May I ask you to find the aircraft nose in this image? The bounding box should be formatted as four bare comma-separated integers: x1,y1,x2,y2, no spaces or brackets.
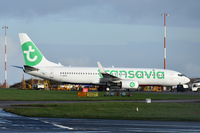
184,77,190,84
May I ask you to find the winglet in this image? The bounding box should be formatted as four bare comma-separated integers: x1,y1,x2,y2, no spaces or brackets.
97,61,106,73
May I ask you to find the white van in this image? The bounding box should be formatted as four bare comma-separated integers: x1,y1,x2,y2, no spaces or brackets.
191,82,200,92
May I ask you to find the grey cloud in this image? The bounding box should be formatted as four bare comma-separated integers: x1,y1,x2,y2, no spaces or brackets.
0,0,200,26
0,0,96,18
108,0,200,26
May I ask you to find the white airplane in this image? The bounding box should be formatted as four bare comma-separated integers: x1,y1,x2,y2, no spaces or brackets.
18,33,190,90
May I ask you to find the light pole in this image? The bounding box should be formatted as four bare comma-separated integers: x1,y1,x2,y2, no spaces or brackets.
161,13,169,91
162,13,169,70
2,26,8,88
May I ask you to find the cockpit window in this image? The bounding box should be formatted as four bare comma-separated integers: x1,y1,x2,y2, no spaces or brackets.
178,74,185,77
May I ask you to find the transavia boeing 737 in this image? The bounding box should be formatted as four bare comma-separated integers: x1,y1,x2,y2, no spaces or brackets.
18,33,190,90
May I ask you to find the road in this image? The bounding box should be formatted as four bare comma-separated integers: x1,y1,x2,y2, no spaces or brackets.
0,109,200,133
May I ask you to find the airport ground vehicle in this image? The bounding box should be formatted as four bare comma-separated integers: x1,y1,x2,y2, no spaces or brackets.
191,82,200,92
32,84,45,90
176,84,189,92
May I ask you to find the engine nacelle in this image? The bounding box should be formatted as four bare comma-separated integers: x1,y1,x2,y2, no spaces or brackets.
121,80,139,89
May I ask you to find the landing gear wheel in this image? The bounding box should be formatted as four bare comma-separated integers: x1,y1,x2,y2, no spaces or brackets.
106,87,110,91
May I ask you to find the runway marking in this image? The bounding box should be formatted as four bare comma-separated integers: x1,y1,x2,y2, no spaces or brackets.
52,123,74,130
40,120,74,130
42,120,50,124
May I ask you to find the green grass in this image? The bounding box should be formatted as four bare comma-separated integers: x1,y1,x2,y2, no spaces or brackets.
4,102,200,121
0,88,200,101
2,88,200,121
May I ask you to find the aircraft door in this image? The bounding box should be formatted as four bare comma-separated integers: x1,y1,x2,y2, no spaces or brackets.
49,71,54,79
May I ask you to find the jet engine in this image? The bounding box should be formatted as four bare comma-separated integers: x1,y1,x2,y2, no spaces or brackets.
121,80,139,89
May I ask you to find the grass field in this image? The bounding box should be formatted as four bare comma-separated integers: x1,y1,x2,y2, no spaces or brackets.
1,88,200,121
0,88,200,101
4,102,200,121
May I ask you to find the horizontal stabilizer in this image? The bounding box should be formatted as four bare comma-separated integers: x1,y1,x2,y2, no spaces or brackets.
24,65,39,71
12,65,24,69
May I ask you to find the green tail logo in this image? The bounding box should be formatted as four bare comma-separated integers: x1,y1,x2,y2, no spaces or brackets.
22,42,43,66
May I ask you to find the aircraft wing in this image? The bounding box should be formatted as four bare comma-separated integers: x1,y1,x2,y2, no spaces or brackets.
97,62,121,81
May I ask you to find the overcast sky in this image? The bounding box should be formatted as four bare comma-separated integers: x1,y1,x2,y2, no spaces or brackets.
0,0,200,84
